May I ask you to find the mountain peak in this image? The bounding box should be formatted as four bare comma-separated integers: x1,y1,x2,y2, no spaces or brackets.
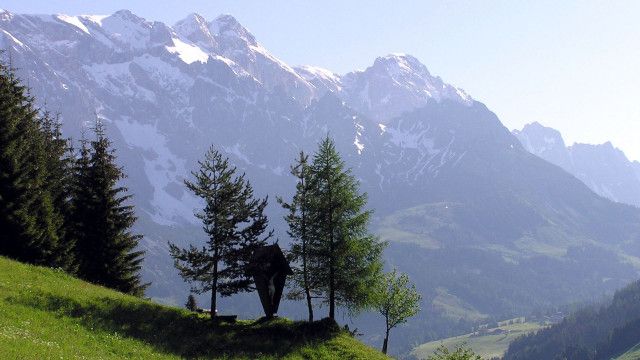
174,13,216,49
513,122,567,155
340,53,472,120
372,53,430,75
111,9,144,22
174,12,207,31
210,14,256,46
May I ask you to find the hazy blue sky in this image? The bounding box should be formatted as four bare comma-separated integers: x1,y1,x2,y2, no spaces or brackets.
4,1,640,160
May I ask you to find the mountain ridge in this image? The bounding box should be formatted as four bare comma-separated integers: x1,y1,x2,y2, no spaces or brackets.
514,121,640,208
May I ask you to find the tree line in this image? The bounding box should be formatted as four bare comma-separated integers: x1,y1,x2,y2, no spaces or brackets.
170,137,421,354
0,62,146,296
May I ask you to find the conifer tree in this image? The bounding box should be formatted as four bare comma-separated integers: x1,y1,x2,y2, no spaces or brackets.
68,137,92,272
278,151,317,322
307,136,386,320
185,294,198,312
169,147,271,319
0,61,61,267
73,121,147,296
40,111,77,273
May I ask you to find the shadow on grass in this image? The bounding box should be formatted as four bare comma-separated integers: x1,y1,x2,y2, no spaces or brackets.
8,290,341,358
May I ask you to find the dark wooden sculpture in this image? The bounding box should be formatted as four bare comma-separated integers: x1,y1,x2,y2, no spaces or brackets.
250,244,293,319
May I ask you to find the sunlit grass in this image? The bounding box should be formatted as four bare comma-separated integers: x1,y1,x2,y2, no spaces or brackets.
0,256,389,359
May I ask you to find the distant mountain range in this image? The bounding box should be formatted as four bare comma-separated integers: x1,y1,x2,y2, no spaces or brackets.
514,122,640,208
2,9,640,355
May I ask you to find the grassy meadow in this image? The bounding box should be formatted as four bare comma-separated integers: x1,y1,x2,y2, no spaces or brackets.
412,321,545,359
0,256,388,359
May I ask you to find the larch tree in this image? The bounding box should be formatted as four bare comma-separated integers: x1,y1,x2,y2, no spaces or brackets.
169,147,271,319
278,151,317,322
307,136,386,320
375,269,421,354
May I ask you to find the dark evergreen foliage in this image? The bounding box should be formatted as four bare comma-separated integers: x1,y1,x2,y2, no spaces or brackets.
0,61,63,267
185,294,198,312
40,111,77,273
72,122,147,296
504,280,640,360
169,147,271,318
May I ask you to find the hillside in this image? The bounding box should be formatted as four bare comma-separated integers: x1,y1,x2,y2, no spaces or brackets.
412,321,545,359
0,256,388,360
503,280,640,360
616,344,640,360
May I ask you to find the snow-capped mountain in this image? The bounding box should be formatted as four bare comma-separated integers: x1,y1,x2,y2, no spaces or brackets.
339,53,473,121
514,122,640,207
3,9,640,352
0,9,475,226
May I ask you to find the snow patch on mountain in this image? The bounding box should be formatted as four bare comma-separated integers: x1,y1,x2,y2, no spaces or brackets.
1,29,25,48
80,14,108,26
295,65,342,96
83,60,156,103
113,117,198,225
165,37,209,64
55,15,90,34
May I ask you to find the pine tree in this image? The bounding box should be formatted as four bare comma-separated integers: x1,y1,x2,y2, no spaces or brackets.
278,151,317,322
375,269,421,354
0,61,61,267
307,136,386,320
169,147,271,319
73,121,147,296
185,294,198,312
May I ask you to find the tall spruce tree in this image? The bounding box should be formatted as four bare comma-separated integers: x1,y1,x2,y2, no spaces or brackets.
40,111,77,273
307,136,386,320
73,122,147,296
0,61,62,267
169,147,271,319
278,151,317,322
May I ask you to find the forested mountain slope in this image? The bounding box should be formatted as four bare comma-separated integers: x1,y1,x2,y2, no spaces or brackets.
504,279,640,360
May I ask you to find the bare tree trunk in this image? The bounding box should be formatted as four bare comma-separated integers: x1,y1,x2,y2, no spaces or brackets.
382,327,390,354
301,179,314,322
211,253,218,322
305,284,314,322
328,230,335,320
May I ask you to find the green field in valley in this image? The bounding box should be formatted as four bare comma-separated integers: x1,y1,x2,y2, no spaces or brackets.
412,321,546,359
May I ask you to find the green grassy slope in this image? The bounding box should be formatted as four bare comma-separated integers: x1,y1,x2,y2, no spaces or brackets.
616,343,640,360
0,256,388,359
412,322,545,359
